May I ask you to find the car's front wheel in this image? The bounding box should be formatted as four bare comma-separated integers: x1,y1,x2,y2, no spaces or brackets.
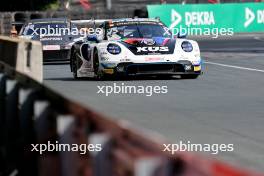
72,52,79,79
93,49,104,80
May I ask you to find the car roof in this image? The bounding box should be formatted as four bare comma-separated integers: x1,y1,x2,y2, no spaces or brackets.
105,18,162,28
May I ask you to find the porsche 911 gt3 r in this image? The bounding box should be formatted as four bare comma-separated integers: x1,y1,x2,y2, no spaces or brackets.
70,18,202,79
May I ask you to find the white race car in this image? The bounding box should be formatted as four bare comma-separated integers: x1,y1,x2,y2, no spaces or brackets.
70,18,202,79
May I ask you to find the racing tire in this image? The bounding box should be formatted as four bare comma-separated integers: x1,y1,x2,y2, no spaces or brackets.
93,49,104,80
181,74,199,79
72,52,79,79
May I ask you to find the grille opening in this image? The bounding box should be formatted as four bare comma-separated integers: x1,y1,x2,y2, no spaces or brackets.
43,50,70,61
126,64,185,74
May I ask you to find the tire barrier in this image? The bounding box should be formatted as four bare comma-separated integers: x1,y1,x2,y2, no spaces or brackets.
0,62,263,176
0,36,43,82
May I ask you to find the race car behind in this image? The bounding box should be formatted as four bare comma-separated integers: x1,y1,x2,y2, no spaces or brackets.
19,18,78,63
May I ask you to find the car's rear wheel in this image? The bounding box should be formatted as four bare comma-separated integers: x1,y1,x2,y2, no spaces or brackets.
181,74,199,79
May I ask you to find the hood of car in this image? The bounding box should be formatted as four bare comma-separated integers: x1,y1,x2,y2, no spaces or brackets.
119,37,176,55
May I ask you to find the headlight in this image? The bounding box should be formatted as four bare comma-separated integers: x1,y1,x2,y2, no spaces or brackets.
192,60,201,65
107,43,121,55
181,41,193,52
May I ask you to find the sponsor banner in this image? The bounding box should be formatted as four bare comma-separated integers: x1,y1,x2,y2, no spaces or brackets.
147,3,264,33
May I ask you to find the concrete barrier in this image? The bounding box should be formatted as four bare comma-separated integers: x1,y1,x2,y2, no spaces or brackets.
0,36,43,82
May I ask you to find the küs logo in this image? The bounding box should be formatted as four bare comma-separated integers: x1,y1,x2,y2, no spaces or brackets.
136,46,169,52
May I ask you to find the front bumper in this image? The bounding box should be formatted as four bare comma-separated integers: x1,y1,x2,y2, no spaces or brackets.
101,62,201,76
43,49,71,63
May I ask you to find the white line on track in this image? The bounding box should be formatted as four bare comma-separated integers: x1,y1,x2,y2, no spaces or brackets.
253,36,264,42
205,61,264,73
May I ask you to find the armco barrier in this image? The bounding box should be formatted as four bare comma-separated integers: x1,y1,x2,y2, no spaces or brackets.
0,63,263,176
0,36,43,82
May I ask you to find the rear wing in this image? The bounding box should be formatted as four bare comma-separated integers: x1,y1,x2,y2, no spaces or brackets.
70,20,108,39
71,19,109,24
70,19,109,29
70,18,160,28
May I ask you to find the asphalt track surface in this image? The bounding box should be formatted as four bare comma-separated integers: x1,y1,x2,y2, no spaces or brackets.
44,34,264,172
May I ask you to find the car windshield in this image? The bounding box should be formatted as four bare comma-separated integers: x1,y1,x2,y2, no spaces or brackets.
107,24,172,40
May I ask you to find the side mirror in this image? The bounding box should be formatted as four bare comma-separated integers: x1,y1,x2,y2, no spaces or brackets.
177,32,187,38
87,35,99,43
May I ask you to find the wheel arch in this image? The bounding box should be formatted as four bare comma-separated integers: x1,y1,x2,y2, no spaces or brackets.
69,46,76,72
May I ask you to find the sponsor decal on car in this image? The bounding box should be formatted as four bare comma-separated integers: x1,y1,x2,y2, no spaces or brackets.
120,58,131,62
103,69,114,74
101,57,109,61
185,65,192,71
144,57,164,61
194,65,201,71
40,37,63,41
42,45,60,51
136,46,169,52
141,39,156,46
